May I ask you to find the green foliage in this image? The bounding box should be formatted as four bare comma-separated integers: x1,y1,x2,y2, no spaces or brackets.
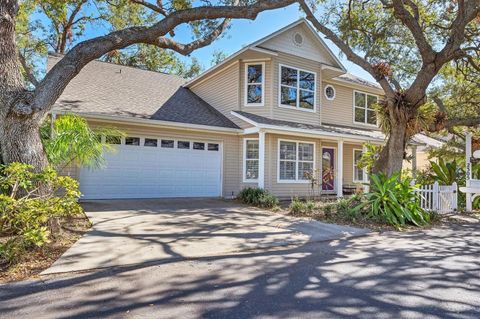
0,163,83,266
357,143,380,174
289,198,316,215
41,114,123,170
17,0,205,82
354,172,430,228
430,159,464,185
237,187,279,209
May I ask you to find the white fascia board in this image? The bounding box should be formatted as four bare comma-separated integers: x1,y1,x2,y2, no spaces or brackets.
325,77,384,95
231,111,385,143
55,111,242,134
242,127,261,135
186,19,346,88
249,47,278,56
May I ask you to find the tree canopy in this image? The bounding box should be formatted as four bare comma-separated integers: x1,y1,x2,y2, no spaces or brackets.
299,0,480,175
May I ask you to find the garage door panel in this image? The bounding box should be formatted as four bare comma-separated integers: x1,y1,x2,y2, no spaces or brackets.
80,139,222,199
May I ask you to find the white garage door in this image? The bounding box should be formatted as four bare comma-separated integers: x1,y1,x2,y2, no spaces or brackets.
79,137,222,199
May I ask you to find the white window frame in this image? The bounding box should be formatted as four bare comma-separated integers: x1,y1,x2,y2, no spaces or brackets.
243,138,259,182
278,64,316,113
277,139,316,183
353,148,366,182
353,90,379,127
324,84,336,101
244,62,265,107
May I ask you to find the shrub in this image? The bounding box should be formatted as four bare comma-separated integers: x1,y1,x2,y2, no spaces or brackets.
237,187,279,208
0,163,83,266
289,198,316,215
354,172,430,228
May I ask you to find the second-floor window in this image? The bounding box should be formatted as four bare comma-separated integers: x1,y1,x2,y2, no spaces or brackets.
354,91,378,125
245,63,264,106
279,65,316,111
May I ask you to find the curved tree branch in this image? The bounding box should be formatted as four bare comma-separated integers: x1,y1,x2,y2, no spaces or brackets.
404,0,480,107
130,0,167,16
298,0,395,97
152,19,229,55
17,50,38,87
25,0,295,117
385,0,435,63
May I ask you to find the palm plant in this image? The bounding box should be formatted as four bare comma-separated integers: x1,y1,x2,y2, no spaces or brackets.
430,159,464,185
354,172,430,228
41,114,124,170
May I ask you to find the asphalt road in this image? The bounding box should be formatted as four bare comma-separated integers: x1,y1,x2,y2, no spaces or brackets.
1,221,479,319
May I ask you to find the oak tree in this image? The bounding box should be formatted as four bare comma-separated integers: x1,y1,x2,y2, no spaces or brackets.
300,0,480,176
0,0,295,168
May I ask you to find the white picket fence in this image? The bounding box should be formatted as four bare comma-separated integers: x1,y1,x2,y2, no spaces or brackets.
413,182,458,214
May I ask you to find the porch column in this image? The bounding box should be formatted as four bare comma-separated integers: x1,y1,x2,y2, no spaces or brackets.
466,133,472,212
363,144,369,193
337,139,343,197
258,130,266,189
411,145,418,179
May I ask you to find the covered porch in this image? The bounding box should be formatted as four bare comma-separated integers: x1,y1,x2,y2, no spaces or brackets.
232,111,385,198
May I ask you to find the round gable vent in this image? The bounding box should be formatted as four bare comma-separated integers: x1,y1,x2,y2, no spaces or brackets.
292,32,304,47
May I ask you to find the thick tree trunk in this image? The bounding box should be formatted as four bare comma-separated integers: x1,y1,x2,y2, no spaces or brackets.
372,122,408,176
0,0,49,169
372,97,411,176
0,114,48,169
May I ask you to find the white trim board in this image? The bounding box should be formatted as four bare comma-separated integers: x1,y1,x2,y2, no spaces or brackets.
185,19,347,88
231,111,385,143
244,62,265,107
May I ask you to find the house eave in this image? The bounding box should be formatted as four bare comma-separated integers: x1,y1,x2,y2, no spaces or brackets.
52,110,243,134
231,111,385,144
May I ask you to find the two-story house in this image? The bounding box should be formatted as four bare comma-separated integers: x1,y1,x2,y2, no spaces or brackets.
50,19,438,200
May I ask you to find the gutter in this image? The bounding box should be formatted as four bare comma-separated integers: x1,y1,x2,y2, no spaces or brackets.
53,110,243,135
231,111,385,144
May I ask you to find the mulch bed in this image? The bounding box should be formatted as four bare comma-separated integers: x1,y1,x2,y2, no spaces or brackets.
0,215,91,284
274,201,479,233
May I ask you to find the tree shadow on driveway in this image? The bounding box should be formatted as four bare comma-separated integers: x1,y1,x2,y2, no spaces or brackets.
1,222,479,319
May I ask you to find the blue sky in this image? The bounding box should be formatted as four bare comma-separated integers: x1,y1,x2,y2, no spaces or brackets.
174,4,374,81
37,3,373,82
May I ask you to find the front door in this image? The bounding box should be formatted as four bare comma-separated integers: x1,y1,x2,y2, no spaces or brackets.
322,148,335,191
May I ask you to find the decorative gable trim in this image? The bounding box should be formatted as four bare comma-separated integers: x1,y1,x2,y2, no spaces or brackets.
185,19,346,88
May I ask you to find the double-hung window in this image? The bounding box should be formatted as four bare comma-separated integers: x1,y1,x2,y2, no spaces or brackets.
354,91,378,125
244,139,259,181
279,65,315,111
353,149,366,182
245,63,264,106
278,140,314,182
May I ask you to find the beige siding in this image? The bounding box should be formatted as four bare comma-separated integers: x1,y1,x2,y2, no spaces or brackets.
343,143,364,186
271,52,323,125
321,81,383,130
71,119,243,198
261,23,337,66
190,62,245,128
255,134,365,198
239,52,272,117
69,120,370,199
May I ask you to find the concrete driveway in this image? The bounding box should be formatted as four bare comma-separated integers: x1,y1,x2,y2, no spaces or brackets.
44,199,367,274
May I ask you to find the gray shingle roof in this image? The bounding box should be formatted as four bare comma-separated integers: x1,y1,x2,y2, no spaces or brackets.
233,111,386,141
49,54,239,129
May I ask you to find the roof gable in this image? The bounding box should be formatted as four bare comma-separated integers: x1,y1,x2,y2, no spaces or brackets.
186,19,345,87
255,21,342,68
